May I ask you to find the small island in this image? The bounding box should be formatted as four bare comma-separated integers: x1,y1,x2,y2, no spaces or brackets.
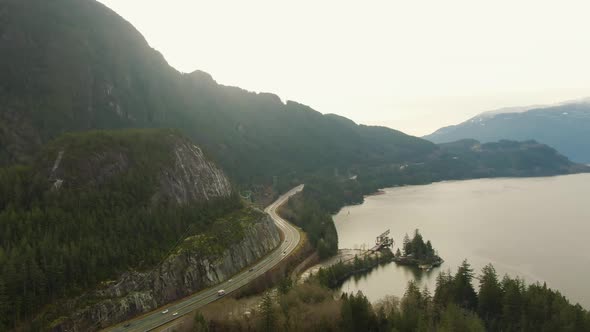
393,229,443,270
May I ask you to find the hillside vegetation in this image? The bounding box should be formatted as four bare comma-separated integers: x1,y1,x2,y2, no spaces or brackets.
279,139,588,260
1,0,589,330
1,0,586,191
0,129,241,329
357,139,588,194
0,0,435,187
190,262,590,332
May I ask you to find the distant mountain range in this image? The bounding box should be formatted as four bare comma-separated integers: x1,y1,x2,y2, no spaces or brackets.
1,0,588,329
424,100,590,163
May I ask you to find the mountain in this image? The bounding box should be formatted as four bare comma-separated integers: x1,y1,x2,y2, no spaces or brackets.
424,100,590,163
3,0,585,187
40,129,232,203
0,0,436,188
0,129,255,329
0,0,588,330
356,139,589,195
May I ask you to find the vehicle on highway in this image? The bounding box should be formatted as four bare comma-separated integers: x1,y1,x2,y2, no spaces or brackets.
228,279,233,282
162,309,169,314
101,186,303,331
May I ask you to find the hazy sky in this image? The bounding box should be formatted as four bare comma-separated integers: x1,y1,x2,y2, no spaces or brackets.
97,0,590,136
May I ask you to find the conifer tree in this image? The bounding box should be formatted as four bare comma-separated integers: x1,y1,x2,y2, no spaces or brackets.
453,260,478,310
402,233,411,255
260,292,276,332
477,264,502,324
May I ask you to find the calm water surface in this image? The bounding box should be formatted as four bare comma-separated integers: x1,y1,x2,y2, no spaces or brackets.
334,174,590,308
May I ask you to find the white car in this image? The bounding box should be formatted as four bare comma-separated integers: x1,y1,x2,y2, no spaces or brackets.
161,309,169,314
172,312,178,316
217,289,226,296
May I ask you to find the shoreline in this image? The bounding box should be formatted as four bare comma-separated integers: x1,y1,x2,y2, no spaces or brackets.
364,189,386,197
333,173,590,308
349,172,590,212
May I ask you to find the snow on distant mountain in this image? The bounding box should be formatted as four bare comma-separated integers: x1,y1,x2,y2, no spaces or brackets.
424,98,590,163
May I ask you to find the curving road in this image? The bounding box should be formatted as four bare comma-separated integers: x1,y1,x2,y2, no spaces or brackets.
104,185,304,332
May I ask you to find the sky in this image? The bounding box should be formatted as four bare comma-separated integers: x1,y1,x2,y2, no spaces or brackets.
97,0,590,136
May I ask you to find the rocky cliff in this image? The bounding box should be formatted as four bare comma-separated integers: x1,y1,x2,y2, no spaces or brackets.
159,139,232,204
41,129,232,204
0,129,261,330
1,0,439,187
49,209,280,331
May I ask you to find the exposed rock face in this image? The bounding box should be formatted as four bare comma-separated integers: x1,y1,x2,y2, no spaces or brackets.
52,213,280,331
44,130,232,204
159,140,232,204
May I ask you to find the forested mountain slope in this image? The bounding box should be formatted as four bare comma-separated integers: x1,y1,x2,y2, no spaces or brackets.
0,0,435,187
2,0,586,189
0,0,589,330
0,129,244,329
424,101,590,163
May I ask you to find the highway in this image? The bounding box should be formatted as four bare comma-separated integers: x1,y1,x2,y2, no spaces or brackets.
105,184,304,332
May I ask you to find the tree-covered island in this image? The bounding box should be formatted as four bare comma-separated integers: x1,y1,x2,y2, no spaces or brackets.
394,229,444,270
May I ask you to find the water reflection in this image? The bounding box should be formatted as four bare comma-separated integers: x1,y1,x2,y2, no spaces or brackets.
335,174,590,308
